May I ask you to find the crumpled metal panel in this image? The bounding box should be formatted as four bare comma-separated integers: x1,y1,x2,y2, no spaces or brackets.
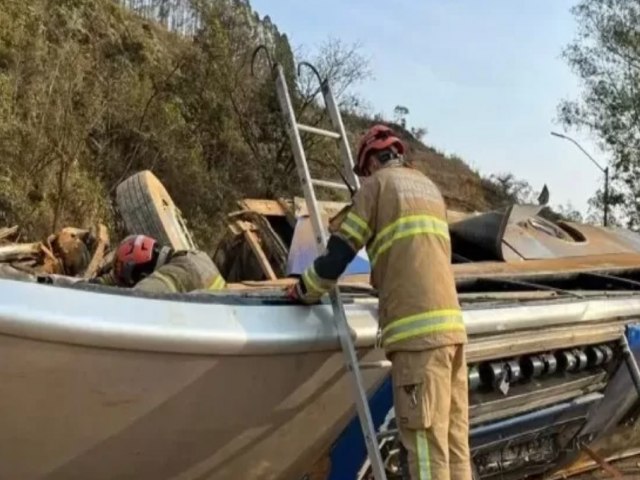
286,217,370,276
574,324,640,440
450,209,510,260
452,204,640,262
548,324,640,479
503,218,640,260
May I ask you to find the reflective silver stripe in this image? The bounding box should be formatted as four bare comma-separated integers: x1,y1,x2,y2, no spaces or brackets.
302,265,335,296
208,275,225,290
151,272,178,292
302,266,324,294
368,214,449,265
416,429,431,480
338,212,371,250
382,310,465,346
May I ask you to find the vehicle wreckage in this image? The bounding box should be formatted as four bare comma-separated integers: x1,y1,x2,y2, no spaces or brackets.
1,170,640,480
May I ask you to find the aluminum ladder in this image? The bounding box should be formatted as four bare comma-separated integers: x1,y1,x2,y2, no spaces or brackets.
272,60,389,480
621,333,640,396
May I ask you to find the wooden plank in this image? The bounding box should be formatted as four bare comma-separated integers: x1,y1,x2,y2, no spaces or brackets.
227,220,243,236
292,196,347,219
0,225,18,242
581,445,624,479
83,224,109,279
40,243,63,274
243,230,277,281
235,220,256,232
548,448,640,479
237,199,287,217
277,198,294,212
0,243,41,262
277,198,297,227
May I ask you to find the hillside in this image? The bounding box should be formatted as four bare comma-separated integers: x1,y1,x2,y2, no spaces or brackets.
0,0,504,251
344,116,493,212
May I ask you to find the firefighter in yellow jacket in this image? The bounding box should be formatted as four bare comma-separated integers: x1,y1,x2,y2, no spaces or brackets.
94,234,225,293
287,125,471,480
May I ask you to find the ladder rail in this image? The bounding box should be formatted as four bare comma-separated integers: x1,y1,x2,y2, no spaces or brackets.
320,80,361,191
273,60,388,480
274,64,327,252
298,61,360,192
329,288,388,480
620,333,640,396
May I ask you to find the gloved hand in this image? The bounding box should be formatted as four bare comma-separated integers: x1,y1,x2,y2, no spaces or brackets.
285,278,324,304
285,283,303,302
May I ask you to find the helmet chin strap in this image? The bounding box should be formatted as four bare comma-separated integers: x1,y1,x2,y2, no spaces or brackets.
388,154,406,167
364,150,404,176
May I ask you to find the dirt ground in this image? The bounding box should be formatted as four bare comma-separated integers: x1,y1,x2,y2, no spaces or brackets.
551,455,640,479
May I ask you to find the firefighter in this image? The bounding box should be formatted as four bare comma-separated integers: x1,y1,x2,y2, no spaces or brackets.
286,125,471,479
94,234,225,293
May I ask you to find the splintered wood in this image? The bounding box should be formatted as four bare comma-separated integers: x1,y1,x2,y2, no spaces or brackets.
0,226,18,243
0,242,41,262
83,224,109,279
0,224,109,278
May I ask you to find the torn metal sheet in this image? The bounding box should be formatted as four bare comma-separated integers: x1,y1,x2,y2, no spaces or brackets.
451,204,640,262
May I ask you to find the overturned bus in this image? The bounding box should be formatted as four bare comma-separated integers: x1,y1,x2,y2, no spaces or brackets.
0,170,639,479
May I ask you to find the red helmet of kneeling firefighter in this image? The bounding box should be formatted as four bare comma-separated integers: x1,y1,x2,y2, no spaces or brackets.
113,234,172,287
93,234,225,293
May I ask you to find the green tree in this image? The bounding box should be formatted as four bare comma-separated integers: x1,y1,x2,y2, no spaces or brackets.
411,126,427,142
585,185,625,227
554,202,584,223
0,0,374,245
393,105,409,128
483,173,538,206
559,0,640,229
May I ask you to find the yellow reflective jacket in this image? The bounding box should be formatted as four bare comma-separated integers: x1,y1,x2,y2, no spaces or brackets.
300,164,466,353
93,250,225,293
135,250,225,293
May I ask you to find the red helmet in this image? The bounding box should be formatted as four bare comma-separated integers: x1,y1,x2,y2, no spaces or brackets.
113,235,169,286
355,125,405,176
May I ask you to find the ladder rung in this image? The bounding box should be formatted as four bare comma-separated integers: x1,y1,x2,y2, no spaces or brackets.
311,179,350,191
377,429,398,440
297,123,341,139
359,360,392,370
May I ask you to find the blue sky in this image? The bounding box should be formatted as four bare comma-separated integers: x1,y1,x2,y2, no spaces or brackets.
251,0,606,215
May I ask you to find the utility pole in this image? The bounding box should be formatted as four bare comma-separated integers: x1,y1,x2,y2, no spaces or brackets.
550,131,610,227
